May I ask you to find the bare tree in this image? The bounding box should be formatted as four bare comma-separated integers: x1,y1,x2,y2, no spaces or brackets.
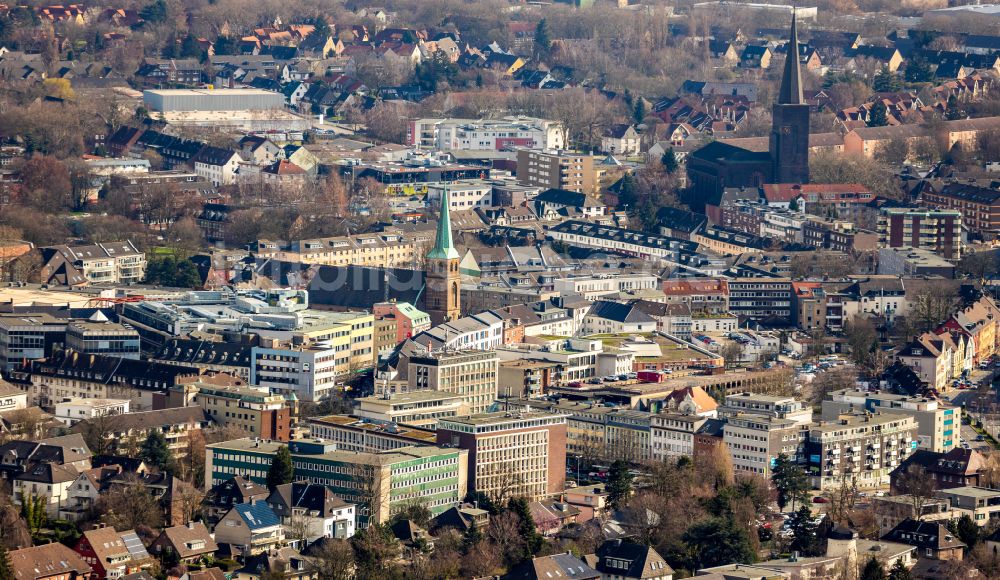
306,538,355,579
895,465,936,520
97,474,164,531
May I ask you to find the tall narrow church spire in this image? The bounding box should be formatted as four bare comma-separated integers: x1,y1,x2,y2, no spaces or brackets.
428,186,459,260
778,10,804,106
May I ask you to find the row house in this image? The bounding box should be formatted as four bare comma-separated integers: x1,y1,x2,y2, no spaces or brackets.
936,294,1000,366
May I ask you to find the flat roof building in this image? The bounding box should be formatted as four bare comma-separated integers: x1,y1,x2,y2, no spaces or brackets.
143,89,286,112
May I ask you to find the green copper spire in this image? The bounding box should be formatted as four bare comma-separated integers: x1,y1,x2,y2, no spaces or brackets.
427,185,459,260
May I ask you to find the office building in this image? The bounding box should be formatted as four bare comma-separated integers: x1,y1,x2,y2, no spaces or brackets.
205,438,468,525
724,413,808,477
719,392,814,425
65,321,141,360
516,149,594,193
651,413,709,460
353,391,470,427
806,412,918,490
0,313,67,371
436,411,567,501
727,278,793,322
408,350,499,414
878,207,962,260
251,343,341,403
877,247,956,279
306,415,438,451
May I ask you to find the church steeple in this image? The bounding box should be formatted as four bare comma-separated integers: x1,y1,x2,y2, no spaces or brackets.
427,187,459,261
769,9,810,185
424,185,461,326
778,11,804,106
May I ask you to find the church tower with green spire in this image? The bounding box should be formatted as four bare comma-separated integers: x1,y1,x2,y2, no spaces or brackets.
425,187,461,325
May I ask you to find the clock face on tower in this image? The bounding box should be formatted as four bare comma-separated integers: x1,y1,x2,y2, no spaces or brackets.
781,126,792,135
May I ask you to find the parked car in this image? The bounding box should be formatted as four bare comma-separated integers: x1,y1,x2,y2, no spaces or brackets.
813,496,830,504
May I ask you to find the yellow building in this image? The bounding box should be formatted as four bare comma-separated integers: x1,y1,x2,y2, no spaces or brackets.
254,232,430,269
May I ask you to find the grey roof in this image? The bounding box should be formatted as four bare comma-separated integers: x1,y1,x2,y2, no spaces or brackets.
587,301,656,324
778,12,803,105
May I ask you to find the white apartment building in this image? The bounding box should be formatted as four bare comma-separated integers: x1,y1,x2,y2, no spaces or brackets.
250,343,342,402
427,181,493,211
823,389,958,453
553,274,659,301
408,117,564,151
807,412,918,490
407,350,499,414
651,413,708,460
54,398,130,426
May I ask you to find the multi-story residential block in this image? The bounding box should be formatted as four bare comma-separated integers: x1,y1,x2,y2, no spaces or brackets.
427,181,493,211
372,301,431,344
498,359,556,399
516,149,594,193
726,278,793,322
54,398,130,426
39,241,146,286
65,321,141,360
306,414,438,451
192,146,242,186
69,406,209,459
922,182,1000,240
661,279,730,314
7,351,199,409
408,117,564,151
878,207,962,259
354,391,470,427
253,231,429,269
651,413,708,460
824,389,958,453
193,381,291,441
724,413,808,478
547,221,704,265
552,274,659,301
934,486,1000,525
801,218,878,253
719,392,814,425
407,349,499,414
436,411,567,502
806,412,918,490
205,438,468,525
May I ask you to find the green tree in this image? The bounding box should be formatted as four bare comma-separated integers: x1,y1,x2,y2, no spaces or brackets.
661,148,679,174
534,19,551,58
508,497,543,558
872,67,901,92
788,197,799,211
904,55,933,83
888,558,912,580
461,518,483,554
0,542,12,580
266,446,295,491
860,557,887,580
214,35,236,55
682,516,756,570
788,505,823,556
140,430,176,474
606,460,633,509
868,101,889,127
945,95,963,120
632,99,646,124
771,454,809,512
139,0,167,24
617,172,638,209
180,34,202,58
952,514,981,548
19,492,46,534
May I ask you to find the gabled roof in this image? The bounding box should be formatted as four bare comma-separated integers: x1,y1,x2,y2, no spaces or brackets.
8,543,92,580
266,482,351,518
585,540,673,579
156,522,219,558
502,553,600,580
231,502,281,530
586,301,656,325
884,519,965,551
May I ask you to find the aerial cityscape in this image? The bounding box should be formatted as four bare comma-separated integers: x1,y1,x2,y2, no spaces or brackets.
2,0,1000,579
